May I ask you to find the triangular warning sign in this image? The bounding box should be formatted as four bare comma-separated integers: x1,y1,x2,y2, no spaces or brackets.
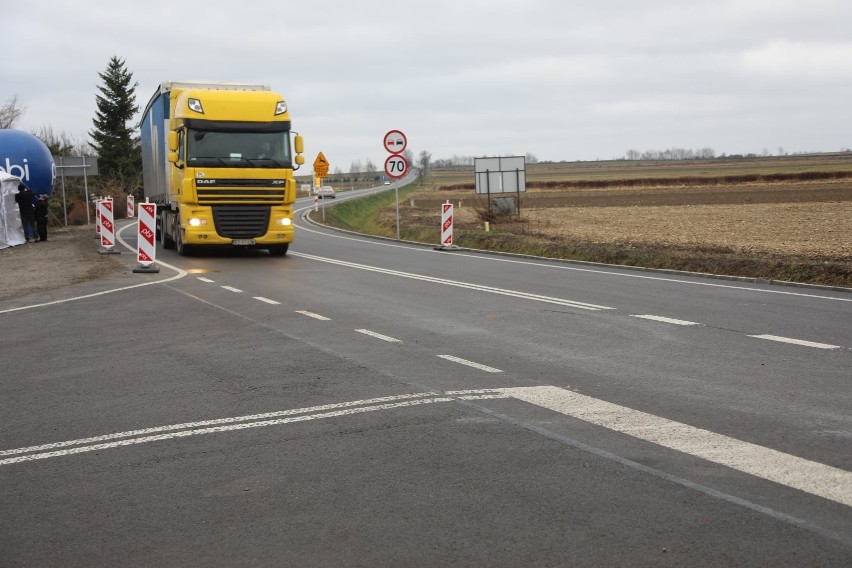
313,152,329,168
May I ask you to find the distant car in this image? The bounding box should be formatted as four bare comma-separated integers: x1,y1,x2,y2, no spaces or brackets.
383,181,391,185
316,185,335,199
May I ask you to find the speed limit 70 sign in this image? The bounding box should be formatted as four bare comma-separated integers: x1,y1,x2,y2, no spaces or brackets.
384,154,408,179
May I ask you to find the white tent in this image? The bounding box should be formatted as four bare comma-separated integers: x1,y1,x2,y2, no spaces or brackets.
1,171,25,249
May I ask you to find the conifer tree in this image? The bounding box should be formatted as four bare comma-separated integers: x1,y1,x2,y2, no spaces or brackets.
89,56,141,182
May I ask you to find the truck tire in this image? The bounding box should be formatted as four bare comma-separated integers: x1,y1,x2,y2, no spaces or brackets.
268,244,289,257
160,210,175,249
175,217,193,256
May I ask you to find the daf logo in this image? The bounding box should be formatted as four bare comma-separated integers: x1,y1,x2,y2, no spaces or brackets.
272,180,285,185
196,179,217,185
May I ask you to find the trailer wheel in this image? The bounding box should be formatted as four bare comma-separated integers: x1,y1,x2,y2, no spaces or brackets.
160,210,175,249
268,244,289,257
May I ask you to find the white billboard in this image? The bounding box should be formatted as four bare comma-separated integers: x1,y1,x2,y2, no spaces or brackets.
474,156,526,195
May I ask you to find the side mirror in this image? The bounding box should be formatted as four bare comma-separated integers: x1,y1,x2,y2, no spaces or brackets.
168,151,179,164
295,155,305,166
168,131,179,152
294,134,304,154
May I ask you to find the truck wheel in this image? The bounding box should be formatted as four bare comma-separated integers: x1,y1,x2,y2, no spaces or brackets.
160,211,175,249
268,244,289,257
175,219,193,256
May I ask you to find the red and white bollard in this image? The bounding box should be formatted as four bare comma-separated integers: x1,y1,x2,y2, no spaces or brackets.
126,194,135,218
439,201,454,248
434,200,457,251
95,197,102,237
133,201,159,273
97,198,120,255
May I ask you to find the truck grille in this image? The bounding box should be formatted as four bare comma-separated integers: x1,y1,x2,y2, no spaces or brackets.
212,206,270,238
196,179,286,205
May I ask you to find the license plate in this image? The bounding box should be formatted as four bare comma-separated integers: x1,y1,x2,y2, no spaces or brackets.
232,239,256,246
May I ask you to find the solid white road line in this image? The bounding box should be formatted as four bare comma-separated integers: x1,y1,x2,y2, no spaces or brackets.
294,206,852,305
356,329,403,343
438,355,503,373
4,383,851,511
296,310,331,321
1,399,448,466
254,297,280,305
501,386,852,508
221,286,243,293
1,393,438,458
632,314,701,326
748,334,840,350
289,252,612,311
0,390,510,465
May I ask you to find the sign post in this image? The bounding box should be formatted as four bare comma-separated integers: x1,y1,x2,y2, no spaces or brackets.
383,130,408,240
314,152,330,221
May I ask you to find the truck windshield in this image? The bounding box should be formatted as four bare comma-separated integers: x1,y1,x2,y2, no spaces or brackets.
186,130,292,168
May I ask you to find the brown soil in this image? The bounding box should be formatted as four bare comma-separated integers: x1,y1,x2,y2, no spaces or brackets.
0,226,126,301
414,180,852,258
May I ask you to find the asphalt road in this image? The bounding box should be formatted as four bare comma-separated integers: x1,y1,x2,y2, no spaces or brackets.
2,185,851,566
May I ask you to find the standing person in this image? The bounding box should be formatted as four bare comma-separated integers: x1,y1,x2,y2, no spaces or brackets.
34,194,49,242
15,183,36,242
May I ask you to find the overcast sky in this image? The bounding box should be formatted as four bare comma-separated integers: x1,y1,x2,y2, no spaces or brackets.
4,0,852,170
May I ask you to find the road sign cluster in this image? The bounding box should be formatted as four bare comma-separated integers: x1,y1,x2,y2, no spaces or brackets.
314,152,329,190
383,130,408,179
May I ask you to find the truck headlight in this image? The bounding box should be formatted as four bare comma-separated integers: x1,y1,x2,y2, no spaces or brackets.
188,98,204,114
275,218,292,226
188,217,207,227
275,101,287,115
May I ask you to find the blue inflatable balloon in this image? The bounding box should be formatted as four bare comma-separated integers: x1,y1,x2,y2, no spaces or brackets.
0,129,55,196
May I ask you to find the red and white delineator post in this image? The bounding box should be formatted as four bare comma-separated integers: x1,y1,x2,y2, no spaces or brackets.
133,201,160,273
95,197,102,237
97,198,120,255
442,201,453,245
126,194,135,218
439,200,455,249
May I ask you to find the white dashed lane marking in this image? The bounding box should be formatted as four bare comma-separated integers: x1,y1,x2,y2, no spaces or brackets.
296,310,331,321
748,334,840,350
254,297,280,305
356,329,403,343
632,314,701,326
221,286,243,293
437,355,503,373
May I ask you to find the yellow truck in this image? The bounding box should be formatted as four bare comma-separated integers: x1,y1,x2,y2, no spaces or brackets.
140,81,304,256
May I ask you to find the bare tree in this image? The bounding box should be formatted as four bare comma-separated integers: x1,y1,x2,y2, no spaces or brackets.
0,95,26,129
417,150,432,184
33,126,78,157
349,160,363,174
364,159,376,172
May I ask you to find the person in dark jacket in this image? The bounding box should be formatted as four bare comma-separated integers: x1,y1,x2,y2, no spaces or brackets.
34,194,49,242
14,183,36,242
